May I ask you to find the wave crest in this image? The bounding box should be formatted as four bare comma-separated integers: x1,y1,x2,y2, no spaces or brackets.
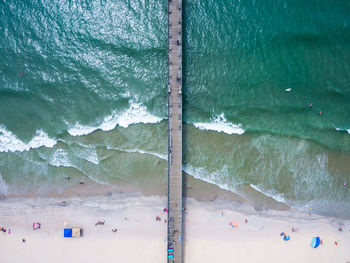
0,125,57,153
107,146,167,160
68,100,163,136
193,113,245,135
335,127,350,135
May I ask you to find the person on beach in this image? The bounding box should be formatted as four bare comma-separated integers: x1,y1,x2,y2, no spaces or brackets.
33,222,41,230
95,220,105,226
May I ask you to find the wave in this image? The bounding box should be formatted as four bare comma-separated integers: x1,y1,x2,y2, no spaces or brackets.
45,148,107,185
0,125,57,153
106,146,168,160
183,164,232,190
193,113,245,135
249,184,286,204
335,127,350,135
47,149,73,168
68,100,163,136
183,164,290,205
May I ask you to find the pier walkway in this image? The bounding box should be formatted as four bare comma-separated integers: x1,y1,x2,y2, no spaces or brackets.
167,0,183,262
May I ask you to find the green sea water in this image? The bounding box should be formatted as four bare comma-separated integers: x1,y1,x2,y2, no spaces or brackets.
0,0,350,218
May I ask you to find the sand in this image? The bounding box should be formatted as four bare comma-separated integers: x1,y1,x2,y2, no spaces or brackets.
0,192,349,263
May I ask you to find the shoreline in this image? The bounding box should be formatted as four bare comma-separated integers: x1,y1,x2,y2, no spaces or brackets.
0,192,349,262
5,171,290,213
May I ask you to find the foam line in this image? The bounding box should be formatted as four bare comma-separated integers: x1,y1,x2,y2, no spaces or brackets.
0,125,57,153
193,113,245,135
68,100,163,136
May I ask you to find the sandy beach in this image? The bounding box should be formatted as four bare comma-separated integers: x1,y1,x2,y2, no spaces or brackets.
0,189,349,263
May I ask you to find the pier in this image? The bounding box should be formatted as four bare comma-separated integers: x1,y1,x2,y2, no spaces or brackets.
167,0,183,262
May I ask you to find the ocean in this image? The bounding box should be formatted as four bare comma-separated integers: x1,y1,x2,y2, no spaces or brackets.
0,0,350,218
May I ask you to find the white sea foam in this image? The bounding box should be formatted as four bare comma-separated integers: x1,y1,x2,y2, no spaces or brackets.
67,123,97,137
106,146,168,160
74,147,100,165
48,149,72,167
46,148,107,185
184,164,289,205
0,125,57,153
193,113,245,135
335,127,350,134
0,173,8,196
68,100,163,136
182,164,231,191
250,184,287,204
119,148,168,160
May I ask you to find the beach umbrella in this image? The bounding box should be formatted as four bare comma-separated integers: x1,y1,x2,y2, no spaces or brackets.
283,235,290,241
311,237,320,248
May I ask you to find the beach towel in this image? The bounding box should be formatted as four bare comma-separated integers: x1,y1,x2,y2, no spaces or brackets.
64,228,72,238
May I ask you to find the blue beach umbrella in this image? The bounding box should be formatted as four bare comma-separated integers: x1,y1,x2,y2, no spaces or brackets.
311,237,320,248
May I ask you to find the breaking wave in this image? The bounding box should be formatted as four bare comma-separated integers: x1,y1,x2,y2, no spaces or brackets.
249,184,287,204
108,147,168,161
193,113,245,135
335,127,350,135
68,100,163,136
0,125,57,153
183,164,232,190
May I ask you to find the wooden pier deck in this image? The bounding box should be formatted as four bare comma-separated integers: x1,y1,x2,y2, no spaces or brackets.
167,0,183,262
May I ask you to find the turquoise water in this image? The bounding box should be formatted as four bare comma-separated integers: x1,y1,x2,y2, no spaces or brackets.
0,0,350,218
